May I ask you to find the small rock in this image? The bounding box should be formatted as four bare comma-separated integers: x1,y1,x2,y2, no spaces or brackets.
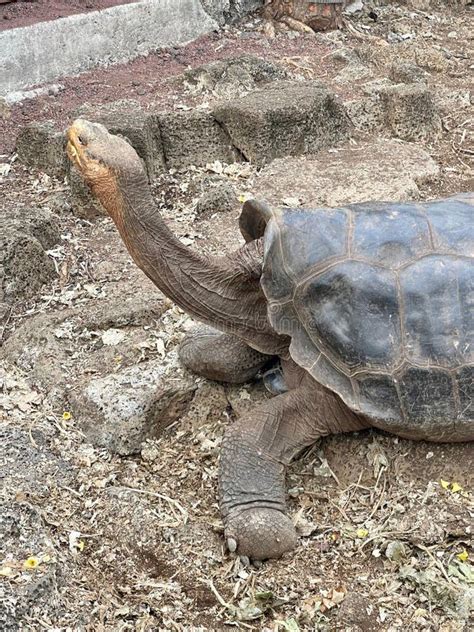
390,61,429,84
196,181,236,215
101,328,126,346
402,41,448,73
70,360,196,455
435,86,472,116
385,540,407,562
183,54,287,97
330,47,360,64
335,62,373,83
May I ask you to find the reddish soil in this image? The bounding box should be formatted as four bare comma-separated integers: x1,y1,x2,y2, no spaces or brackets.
0,0,139,31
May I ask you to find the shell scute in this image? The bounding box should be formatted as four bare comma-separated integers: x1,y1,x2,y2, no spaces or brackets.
400,256,473,367
358,373,402,425
295,261,402,372
352,204,431,268
274,207,348,280
398,367,456,423
426,195,474,255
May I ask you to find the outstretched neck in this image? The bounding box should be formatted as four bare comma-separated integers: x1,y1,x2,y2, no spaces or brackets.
102,173,286,355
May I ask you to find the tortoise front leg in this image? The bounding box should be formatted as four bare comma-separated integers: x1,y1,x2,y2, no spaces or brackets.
179,325,273,384
219,375,367,560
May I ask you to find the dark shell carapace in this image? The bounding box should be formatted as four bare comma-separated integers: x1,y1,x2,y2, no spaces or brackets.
261,193,473,439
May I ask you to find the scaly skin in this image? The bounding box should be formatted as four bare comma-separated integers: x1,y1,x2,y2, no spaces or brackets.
179,325,273,383
220,366,368,560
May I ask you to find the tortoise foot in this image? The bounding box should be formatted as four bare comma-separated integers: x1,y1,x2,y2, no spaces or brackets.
178,325,270,383
225,507,297,561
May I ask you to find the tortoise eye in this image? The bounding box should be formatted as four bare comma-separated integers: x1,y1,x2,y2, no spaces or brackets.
77,135,86,146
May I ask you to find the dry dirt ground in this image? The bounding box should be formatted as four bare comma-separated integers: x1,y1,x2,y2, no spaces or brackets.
1,2,474,631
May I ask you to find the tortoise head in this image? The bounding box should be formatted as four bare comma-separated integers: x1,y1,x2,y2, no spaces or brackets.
67,119,145,218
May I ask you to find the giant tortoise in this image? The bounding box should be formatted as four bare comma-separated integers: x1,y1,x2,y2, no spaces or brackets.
67,120,473,562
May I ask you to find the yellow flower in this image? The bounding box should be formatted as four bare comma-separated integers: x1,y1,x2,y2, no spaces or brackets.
77,541,85,552
62,411,72,421
440,480,463,493
23,557,40,570
356,528,369,539
457,549,469,562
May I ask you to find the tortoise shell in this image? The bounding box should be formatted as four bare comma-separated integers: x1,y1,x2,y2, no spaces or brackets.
241,194,474,440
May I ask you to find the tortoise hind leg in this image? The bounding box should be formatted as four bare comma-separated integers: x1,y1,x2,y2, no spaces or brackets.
179,325,273,384
219,374,368,560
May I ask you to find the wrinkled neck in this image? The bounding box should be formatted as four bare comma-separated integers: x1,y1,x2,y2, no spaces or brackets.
102,173,287,355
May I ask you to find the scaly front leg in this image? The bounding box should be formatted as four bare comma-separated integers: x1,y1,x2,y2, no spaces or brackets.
219,375,367,560
179,325,273,384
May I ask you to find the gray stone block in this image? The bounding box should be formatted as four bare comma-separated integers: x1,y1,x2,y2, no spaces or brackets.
213,81,352,165
158,109,240,169
380,84,442,142
346,83,442,142
70,360,197,455
0,207,60,303
16,121,67,177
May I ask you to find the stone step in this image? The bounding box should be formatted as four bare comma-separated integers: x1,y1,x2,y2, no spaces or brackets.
0,0,259,97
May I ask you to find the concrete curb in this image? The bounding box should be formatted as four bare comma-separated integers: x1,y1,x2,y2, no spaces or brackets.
1,0,220,97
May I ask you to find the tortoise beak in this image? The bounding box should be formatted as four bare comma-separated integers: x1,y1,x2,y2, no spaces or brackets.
67,123,84,168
